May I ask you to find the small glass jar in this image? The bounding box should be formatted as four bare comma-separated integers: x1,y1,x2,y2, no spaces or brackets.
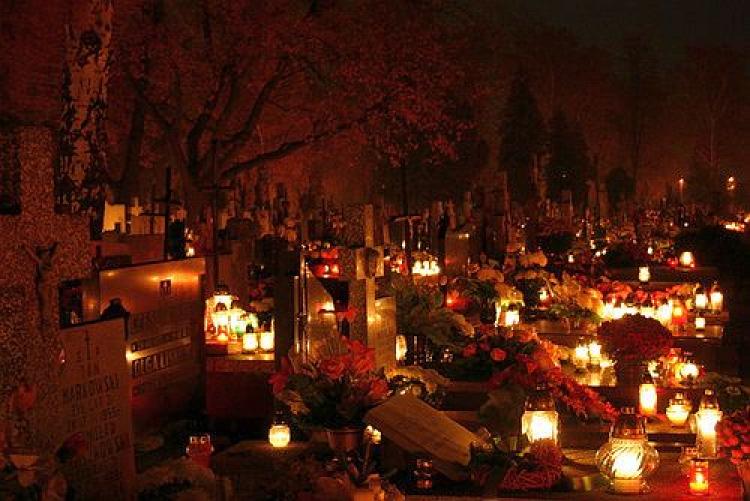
678,446,699,477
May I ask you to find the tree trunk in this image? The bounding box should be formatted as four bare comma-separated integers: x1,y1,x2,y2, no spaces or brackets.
58,0,113,238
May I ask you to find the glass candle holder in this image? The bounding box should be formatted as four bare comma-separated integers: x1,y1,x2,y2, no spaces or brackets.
521,384,559,445
639,266,651,284
574,342,589,371
695,390,722,458
186,434,213,468
414,458,434,490
269,423,291,448
596,408,660,495
709,283,723,313
666,393,691,427
639,382,658,417
242,331,259,352
693,286,708,311
694,316,706,331
688,458,709,496
259,331,275,352
588,340,602,367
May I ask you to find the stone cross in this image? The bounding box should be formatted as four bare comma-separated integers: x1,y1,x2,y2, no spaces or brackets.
0,126,90,449
338,204,395,368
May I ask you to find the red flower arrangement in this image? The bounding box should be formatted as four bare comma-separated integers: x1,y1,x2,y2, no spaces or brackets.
498,441,563,491
597,314,672,363
717,406,750,465
452,329,617,422
270,337,389,429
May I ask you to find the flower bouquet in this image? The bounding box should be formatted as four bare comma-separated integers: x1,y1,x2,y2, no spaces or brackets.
717,406,750,495
470,438,563,493
441,328,616,437
270,337,390,434
597,314,672,385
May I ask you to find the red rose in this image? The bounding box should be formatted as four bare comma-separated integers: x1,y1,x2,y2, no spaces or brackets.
490,348,507,362
462,344,478,358
367,378,389,403
269,357,292,394
320,357,347,380
532,349,555,372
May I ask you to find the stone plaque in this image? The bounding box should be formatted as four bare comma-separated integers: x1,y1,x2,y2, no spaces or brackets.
59,318,135,500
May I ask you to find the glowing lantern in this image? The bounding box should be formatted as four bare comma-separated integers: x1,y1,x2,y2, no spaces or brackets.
269,423,291,448
573,341,589,371
216,332,229,344
259,331,275,352
596,408,659,494
688,458,709,496
242,332,259,352
212,303,230,333
186,434,213,468
666,392,691,427
694,316,706,331
709,283,723,313
672,299,688,327
503,304,520,327
521,384,559,446
679,251,696,268
657,299,673,326
639,373,658,417
695,390,722,458
638,266,651,284
679,358,700,382
211,283,234,310
694,286,708,311
588,340,602,367
395,335,408,363
640,297,655,319
603,300,615,320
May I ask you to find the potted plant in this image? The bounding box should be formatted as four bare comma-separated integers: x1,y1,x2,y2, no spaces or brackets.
597,315,672,386
270,337,389,452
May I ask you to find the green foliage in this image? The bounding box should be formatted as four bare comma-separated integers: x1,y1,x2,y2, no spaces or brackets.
499,70,546,205
387,277,472,348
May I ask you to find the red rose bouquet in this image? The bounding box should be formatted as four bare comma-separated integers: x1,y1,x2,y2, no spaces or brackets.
717,406,750,465
597,314,672,363
270,337,389,429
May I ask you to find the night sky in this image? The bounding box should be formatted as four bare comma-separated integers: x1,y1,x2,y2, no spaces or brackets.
502,0,749,60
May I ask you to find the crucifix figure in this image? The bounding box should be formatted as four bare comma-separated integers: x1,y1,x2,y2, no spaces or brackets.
24,242,58,334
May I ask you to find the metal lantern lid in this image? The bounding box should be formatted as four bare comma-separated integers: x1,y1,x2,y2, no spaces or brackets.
525,383,556,411
699,389,719,410
610,407,647,439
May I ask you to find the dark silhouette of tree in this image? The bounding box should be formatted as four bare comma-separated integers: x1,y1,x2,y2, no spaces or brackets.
112,0,469,217
619,37,662,189
605,167,635,212
498,70,546,206
545,110,592,208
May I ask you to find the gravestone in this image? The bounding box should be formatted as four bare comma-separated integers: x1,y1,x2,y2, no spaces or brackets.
339,204,396,369
0,126,90,450
59,318,135,499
